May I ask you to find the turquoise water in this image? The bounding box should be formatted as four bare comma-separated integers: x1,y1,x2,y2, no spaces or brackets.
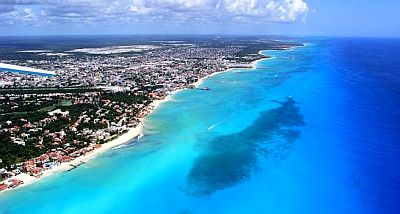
1,38,399,213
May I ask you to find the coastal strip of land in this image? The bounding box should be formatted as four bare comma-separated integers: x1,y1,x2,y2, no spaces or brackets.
0,43,293,194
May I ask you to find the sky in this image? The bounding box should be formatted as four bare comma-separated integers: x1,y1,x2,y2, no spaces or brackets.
0,0,399,37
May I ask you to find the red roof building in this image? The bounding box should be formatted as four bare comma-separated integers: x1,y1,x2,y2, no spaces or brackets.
0,183,8,191
48,152,61,160
24,160,35,166
31,167,43,177
61,155,73,163
10,179,23,186
24,160,36,172
39,154,50,162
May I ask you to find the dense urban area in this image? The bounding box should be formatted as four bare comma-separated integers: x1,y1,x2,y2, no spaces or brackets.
0,37,302,191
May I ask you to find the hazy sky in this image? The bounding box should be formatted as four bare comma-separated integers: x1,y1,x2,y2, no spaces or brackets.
0,0,399,37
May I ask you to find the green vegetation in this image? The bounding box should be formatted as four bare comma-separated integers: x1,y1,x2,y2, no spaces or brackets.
0,87,101,95
0,111,49,124
101,92,150,105
235,41,303,57
77,122,107,131
39,105,56,112
43,117,70,132
58,100,73,106
0,89,152,170
0,133,41,169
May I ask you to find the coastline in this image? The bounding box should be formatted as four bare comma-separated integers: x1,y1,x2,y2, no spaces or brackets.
193,51,264,88
1,124,143,194
0,49,268,195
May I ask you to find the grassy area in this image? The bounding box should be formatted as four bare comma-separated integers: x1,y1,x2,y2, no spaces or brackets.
38,100,72,113
58,100,73,106
1,99,73,116
39,106,56,112
2,111,29,116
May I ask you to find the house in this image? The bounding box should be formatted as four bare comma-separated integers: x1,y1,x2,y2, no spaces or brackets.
6,179,23,188
31,167,43,177
0,183,8,191
33,157,42,165
38,154,50,163
61,155,73,163
13,138,25,146
48,152,61,160
24,160,36,172
48,109,69,117
21,133,30,138
0,183,8,192
10,179,23,187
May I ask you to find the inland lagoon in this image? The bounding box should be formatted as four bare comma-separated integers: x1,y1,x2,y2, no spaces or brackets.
0,63,56,76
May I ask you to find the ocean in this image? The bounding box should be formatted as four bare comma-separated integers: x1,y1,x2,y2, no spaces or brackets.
0,37,399,213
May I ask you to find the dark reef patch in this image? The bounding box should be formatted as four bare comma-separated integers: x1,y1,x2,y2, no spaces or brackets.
185,97,305,196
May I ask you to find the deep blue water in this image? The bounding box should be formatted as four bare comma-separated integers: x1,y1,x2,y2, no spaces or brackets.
0,38,399,213
327,38,400,212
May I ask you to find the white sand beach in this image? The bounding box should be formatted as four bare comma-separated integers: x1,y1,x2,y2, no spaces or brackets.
1,124,143,194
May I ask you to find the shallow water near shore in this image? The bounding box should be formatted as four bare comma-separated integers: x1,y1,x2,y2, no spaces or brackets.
1,38,399,213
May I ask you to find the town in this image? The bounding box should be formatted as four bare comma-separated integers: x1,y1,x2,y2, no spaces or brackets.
0,38,302,191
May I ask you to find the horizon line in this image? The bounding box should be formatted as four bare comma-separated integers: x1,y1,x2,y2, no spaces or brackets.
0,34,399,39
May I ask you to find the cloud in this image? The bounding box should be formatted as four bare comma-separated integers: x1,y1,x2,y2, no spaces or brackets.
222,0,308,22
0,7,37,25
0,0,309,26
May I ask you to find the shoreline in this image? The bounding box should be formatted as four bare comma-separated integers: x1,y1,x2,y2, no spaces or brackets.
1,124,143,194
193,51,266,88
0,49,269,195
